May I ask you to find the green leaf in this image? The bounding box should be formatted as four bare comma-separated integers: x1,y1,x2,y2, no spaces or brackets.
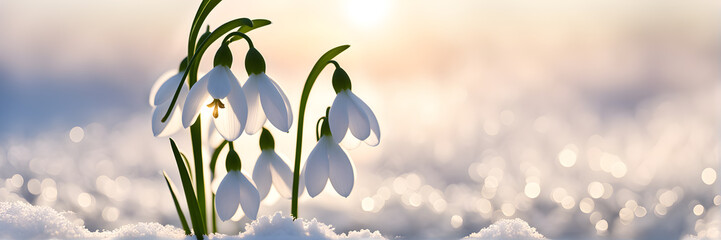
180,152,193,182
163,171,191,235
188,0,222,59
169,138,206,238
292,45,350,219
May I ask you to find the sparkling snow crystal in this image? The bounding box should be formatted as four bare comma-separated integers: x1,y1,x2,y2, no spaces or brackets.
464,218,547,240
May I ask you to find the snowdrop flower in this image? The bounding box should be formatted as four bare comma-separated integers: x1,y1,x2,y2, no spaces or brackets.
182,44,248,141
304,118,355,197
328,65,380,147
243,47,293,134
149,59,188,137
215,144,261,221
252,128,294,200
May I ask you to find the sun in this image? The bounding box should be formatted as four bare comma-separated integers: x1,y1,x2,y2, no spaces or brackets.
344,0,391,28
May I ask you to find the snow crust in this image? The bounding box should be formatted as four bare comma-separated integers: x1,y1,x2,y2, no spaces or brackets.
0,201,384,240
464,218,547,240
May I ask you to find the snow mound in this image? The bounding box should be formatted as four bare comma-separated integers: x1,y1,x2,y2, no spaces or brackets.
464,218,547,240
238,212,385,240
0,201,90,239
95,222,187,239
0,202,384,240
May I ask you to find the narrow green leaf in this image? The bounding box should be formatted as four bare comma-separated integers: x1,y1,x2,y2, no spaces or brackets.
292,45,350,219
163,171,191,235
189,121,207,233
180,152,193,182
169,138,206,238
188,0,221,59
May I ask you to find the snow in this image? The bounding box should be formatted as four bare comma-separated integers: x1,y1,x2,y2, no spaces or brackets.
0,201,385,240
464,219,547,240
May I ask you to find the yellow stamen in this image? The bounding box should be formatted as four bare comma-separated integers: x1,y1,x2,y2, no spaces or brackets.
206,99,226,118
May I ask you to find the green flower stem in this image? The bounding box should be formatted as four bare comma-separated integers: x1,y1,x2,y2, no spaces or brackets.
209,140,227,234
291,45,350,219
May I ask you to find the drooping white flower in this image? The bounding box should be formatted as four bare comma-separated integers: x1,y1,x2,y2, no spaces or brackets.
243,73,293,134
215,170,260,221
215,147,260,221
328,88,380,147
303,120,355,198
252,129,294,200
182,65,248,141
149,70,187,137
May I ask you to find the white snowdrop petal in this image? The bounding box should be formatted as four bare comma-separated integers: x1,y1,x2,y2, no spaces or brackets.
243,76,266,135
149,70,178,106
213,101,243,141
152,102,184,137
215,171,242,221
268,77,293,131
329,93,349,143
227,73,248,133
257,74,290,132
347,95,371,141
207,66,232,99
228,73,248,121
327,141,354,197
237,172,261,220
269,152,294,199
154,72,184,106
349,91,381,146
252,152,273,200
182,75,210,128
305,137,330,197
152,101,171,137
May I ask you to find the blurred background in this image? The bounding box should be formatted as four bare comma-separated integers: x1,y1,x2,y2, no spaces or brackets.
0,0,719,239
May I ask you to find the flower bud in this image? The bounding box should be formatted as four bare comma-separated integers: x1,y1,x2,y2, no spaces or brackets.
332,67,352,93
245,48,266,75
214,44,233,68
259,128,275,150
225,147,242,172
178,57,188,72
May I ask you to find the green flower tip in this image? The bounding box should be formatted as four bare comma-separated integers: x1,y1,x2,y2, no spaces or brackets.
214,44,233,68
245,48,266,75
332,67,352,93
225,147,242,172
259,128,275,150
199,25,211,44
320,117,332,137
178,57,188,72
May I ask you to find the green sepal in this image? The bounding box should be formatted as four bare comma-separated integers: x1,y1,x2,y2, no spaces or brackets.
179,57,189,72
320,117,332,137
226,146,242,172
214,44,233,68
245,48,266,75
332,67,352,93
162,171,191,235
198,26,212,47
259,128,275,150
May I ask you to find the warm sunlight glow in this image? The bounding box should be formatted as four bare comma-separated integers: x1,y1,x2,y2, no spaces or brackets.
344,0,390,28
